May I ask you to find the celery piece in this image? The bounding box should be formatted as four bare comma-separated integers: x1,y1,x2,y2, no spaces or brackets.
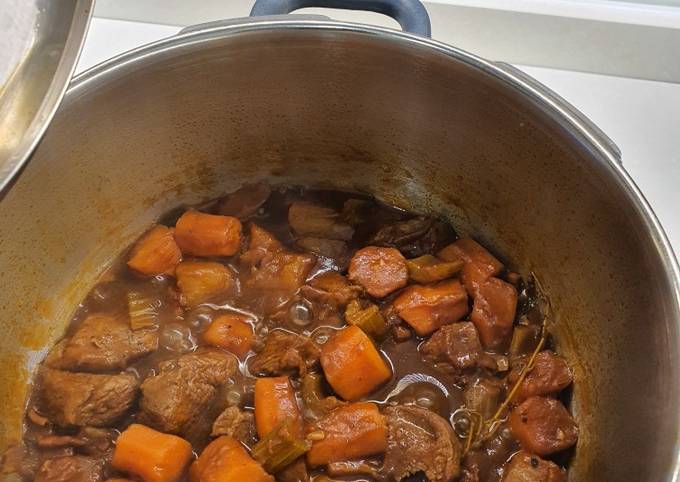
406,254,464,283
344,300,388,340
251,420,311,473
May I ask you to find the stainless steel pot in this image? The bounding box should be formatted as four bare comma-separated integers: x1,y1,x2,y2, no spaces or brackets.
0,1,678,480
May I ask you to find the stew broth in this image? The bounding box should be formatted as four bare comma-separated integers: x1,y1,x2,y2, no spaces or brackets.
9,184,577,482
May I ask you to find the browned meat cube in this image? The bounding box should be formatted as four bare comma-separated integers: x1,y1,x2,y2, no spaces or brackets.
139,348,237,436
470,277,518,350
241,227,316,295
217,182,271,218
296,237,348,266
211,406,256,445
393,280,469,336
438,238,503,296
502,451,566,482
348,246,408,298
301,271,363,308
288,202,354,240
44,314,157,372
420,322,490,374
508,396,578,456
35,455,104,482
37,368,139,427
249,330,320,377
370,217,455,258
509,351,573,402
384,405,461,482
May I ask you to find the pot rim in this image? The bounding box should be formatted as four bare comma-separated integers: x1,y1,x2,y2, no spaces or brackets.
65,19,680,479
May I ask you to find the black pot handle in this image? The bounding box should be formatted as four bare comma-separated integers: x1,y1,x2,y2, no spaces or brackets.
250,0,431,37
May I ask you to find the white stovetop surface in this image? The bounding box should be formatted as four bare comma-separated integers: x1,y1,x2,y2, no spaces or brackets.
78,17,680,256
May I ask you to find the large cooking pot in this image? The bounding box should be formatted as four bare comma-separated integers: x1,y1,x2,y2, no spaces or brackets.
0,1,678,480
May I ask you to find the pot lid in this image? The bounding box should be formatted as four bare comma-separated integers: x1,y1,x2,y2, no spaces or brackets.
0,0,93,193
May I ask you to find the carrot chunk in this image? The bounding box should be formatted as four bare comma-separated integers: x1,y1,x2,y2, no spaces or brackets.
470,277,518,350
307,402,387,467
128,225,182,276
393,280,469,336
203,313,254,358
508,396,578,456
189,436,273,482
254,376,303,438
438,238,503,296
348,246,408,298
175,210,242,257
320,325,391,401
112,424,192,482
175,261,235,307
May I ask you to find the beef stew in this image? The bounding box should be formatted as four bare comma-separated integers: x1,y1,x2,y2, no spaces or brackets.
6,184,577,481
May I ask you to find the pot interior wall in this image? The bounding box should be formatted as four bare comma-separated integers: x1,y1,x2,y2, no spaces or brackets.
0,26,677,480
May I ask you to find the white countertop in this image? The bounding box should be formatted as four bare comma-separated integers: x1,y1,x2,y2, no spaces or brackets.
78,17,680,255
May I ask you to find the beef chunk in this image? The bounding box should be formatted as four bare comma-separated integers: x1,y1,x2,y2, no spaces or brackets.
370,217,455,258
508,351,573,402
502,451,566,482
36,428,115,460
217,182,271,218
45,314,157,372
300,272,362,308
250,330,320,377
508,396,578,456
420,322,494,375
296,237,348,266
38,368,139,427
384,405,461,482
288,202,354,240
35,455,104,482
139,348,237,435
470,277,518,351
211,406,256,445
241,225,316,304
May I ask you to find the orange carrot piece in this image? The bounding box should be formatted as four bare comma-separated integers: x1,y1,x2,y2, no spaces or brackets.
175,210,242,257
320,326,391,401
189,436,274,482
254,376,302,437
470,277,518,350
307,402,387,467
128,225,182,276
112,424,192,482
175,261,234,307
438,238,503,296
348,246,408,298
393,280,469,336
203,313,254,358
